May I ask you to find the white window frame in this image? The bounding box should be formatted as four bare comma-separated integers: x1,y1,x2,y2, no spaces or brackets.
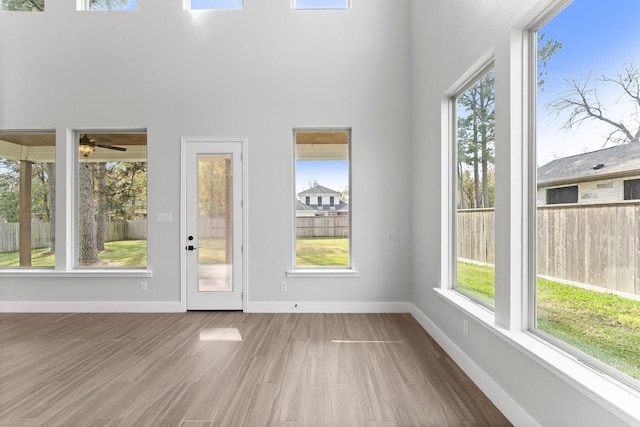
437,1,640,423
527,2,640,392
72,128,149,273
0,128,151,278
287,127,357,278
448,58,496,310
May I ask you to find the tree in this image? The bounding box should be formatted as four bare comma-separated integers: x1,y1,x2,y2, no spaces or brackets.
548,62,640,145
78,163,98,264
457,34,560,210
537,33,563,92
95,163,107,251
2,0,128,11
457,69,495,209
88,0,128,10
0,159,19,222
47,163,55,253
1,0,43,11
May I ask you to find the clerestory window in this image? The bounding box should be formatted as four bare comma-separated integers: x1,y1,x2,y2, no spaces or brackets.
77,0,136,11
1,0,44,11
185,0,243,10
294,0,349,10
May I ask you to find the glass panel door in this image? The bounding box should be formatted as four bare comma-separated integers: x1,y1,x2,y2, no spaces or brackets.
184,140,243,310
198,155,232,293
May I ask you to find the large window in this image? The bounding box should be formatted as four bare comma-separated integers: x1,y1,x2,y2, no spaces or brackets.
534,0,640,384
454,65,496,307
0,131,55,268
76,131,147,268
294,129,350,268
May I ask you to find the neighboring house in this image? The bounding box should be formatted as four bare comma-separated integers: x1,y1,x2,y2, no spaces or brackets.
537,142,640,205
296,183,349,216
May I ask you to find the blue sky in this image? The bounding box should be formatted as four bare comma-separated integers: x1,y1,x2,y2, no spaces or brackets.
189,0,347,10
296,160,348,198
536,0,640,165
191,0,242,10
90,0,137,11
295,0,348,10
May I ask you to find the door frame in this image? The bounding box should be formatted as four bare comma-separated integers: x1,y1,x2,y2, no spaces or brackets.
180,137,248,312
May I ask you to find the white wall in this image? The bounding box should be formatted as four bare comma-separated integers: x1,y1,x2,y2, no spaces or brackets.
410,0,634,425
3,0,638,424
0,0,412,309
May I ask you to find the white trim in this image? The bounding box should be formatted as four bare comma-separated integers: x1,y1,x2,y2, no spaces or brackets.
409,301,540,427
247,301,408,313
427,291,640,426
180,137,248,312
0,269,152,278
0,301,181,313
292,126,353,270
286,268,359,278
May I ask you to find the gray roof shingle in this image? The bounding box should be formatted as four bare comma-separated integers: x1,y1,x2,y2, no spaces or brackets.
298,184,341,196
537,143,640,185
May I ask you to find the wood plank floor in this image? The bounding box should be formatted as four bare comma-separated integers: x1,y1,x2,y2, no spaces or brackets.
0,312,511,426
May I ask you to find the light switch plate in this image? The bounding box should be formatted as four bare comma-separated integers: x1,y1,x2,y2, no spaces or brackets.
156,213,173,223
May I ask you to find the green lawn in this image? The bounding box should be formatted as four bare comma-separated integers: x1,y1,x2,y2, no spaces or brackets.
0,240,147,268
296,237,349,266
198,238,227,264
457,260,640,380
457,261,496,305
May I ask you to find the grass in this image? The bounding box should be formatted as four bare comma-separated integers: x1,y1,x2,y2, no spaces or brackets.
457,260,640,380
198,238,227,264
296,237,349,266
456,261,496,305
0,240,147,268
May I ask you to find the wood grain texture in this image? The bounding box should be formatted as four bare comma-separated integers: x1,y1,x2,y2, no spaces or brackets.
0,313,511,427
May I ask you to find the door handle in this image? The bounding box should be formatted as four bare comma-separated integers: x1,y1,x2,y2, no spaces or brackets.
186,235,196,250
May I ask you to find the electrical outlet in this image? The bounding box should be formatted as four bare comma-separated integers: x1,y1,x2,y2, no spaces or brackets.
140,281,148,292
280,281,287,292
462,319,469,336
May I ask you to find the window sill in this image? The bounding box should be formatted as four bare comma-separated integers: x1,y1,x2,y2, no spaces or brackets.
286,268,359,278
433,287,640,425
0,269,153,278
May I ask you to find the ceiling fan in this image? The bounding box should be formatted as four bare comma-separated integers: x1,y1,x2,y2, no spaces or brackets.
79,134,127,157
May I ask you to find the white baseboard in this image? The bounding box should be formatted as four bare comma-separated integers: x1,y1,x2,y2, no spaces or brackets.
408,303,539,427
246,301,410,313
0,301,183,313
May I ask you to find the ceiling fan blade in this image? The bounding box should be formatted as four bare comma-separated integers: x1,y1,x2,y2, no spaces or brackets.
95,144,127,152
93,136,112,144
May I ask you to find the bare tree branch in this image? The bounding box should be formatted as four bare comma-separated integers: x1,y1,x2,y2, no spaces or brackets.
548,63,640,144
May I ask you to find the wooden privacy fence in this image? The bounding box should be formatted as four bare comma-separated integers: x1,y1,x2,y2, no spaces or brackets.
0,222,51,252
199,216,350,239
457,208,495,265
199,217,227,238
296,216,349,238
0,220,147,253
457,203,640,296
